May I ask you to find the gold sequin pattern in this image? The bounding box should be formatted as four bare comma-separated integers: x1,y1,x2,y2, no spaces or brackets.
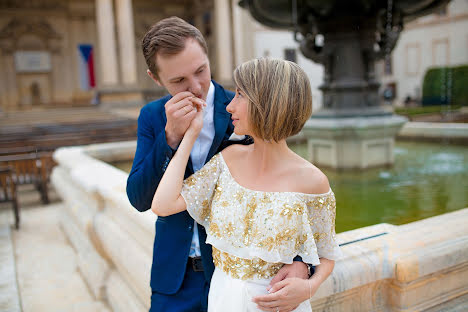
181,153,342,269
212,247,283,280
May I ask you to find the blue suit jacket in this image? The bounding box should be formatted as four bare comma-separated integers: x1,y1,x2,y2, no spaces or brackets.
126,81,235,294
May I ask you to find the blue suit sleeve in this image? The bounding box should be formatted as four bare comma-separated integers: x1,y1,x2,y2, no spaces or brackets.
126,104,175,212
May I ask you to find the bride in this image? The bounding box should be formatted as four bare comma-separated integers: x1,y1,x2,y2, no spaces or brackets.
151,58,342,312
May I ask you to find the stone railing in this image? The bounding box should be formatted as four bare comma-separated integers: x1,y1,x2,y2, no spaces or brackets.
51,141,468,311
397,122,468,144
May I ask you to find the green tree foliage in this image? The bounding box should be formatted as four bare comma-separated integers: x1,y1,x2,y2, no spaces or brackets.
422,65,468,106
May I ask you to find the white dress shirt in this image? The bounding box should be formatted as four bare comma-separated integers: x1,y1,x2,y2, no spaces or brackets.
188,81,215,257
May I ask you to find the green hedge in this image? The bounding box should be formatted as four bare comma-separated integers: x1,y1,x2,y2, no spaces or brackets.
422,65,468,106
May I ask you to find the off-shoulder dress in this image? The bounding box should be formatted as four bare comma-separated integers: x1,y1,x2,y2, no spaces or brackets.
181,153,342,312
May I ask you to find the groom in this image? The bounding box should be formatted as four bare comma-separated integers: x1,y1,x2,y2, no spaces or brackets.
127,16,311,312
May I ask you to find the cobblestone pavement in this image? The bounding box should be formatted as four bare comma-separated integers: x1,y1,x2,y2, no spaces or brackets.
0,186,110,312
0,224,21,311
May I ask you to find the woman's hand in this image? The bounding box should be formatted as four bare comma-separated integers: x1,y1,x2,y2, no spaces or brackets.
254,258,335,312
151,96,206,217
186,97,206,138
253,278,320,312
164,91,198,149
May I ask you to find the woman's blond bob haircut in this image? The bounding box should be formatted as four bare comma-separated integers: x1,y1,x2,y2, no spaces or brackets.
233,58,312,142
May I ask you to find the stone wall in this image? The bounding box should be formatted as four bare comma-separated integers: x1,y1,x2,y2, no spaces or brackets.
377,0,468,106
0,0,223,111
51,141,468,311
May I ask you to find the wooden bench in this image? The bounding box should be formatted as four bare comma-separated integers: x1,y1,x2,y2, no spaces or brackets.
0,126,137,158
37,152,56,183
0,125,137,151
0,153,49,204
0,146,39,157
0,167,20,229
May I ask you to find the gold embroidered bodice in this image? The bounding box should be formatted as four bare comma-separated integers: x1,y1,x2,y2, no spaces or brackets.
181,153,342,280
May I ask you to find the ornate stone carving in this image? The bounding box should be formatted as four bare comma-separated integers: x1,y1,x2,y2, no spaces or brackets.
0,18,62,53
0,18,61,40
0,0,66,10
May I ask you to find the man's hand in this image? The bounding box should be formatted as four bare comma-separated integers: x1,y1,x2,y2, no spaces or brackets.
253,261,309,311
269,261,309,289
165,92,199,149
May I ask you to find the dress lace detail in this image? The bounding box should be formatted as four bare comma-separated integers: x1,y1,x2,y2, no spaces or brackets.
181,153,342,268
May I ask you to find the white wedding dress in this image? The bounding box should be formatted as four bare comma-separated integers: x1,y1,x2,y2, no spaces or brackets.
181,153,342,312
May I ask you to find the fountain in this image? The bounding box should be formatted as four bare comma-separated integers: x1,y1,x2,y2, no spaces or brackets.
239,0,451,169
46,2,467,310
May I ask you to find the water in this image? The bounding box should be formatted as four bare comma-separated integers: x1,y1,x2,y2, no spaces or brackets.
114,141,468,233
291,141,468,232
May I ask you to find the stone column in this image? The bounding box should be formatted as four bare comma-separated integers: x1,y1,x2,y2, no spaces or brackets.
115,0,137,86
0,49,6,111
214,0,233,83
2,51,18,110
95,0,119,86
231,0,254,67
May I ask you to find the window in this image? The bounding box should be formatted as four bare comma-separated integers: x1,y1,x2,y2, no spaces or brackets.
405,43,420,76
432,38,449,66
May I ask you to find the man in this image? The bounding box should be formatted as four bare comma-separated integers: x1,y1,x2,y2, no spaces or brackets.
127,16,311,312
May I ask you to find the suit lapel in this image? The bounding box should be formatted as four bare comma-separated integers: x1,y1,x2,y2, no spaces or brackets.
206,83,232,162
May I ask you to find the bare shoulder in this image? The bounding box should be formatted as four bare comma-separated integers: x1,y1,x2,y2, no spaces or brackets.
291,157,330,195
220,144,249,165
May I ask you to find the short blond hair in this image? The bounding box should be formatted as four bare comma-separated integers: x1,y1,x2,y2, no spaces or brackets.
233,58,312,142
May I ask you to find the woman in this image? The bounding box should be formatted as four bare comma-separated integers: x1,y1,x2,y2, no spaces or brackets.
152,58,342,312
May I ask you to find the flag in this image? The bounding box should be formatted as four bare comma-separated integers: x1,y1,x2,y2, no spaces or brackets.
78,44,96,90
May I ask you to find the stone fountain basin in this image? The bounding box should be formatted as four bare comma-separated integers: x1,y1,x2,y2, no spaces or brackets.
51,139,468,311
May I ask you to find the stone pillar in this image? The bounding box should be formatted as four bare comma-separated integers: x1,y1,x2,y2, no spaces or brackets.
213,0,233,83
231,0,253,67
3,52,18,110
115,0,137,86
95,0,119,86
0,38,17,110
0,49,7,111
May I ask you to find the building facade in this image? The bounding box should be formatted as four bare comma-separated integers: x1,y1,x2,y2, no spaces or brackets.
0,0,238,111
2,0,466,112
378,0,468,106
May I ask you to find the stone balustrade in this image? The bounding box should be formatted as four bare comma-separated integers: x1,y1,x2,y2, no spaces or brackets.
398,122,468,144
51,141,468,311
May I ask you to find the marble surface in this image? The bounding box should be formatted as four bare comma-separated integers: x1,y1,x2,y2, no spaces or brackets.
50,141,468,312
0,200,110,312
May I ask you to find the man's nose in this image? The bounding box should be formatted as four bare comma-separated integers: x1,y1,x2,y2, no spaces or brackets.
188,78,202,96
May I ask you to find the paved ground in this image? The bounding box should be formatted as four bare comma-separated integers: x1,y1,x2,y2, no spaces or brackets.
0,186,110,312
0,106,138,312
0,223,20,312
